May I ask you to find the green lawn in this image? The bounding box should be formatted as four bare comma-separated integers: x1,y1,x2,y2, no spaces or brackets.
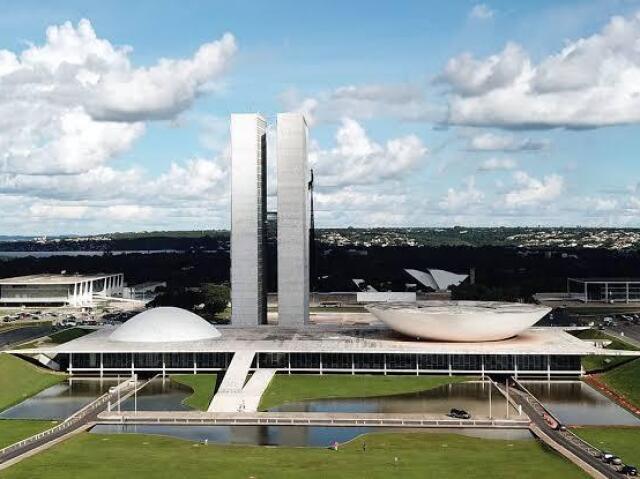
0,431,586,479
573,427,640,466
170,374,217,410
0,420,58,449
0,354,65,412
259,374,473,410
597,359,640,408
571,329,638,372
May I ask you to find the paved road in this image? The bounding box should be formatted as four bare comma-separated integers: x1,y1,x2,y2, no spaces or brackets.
510,386,618,479
0,326,54,350
0,380,137,468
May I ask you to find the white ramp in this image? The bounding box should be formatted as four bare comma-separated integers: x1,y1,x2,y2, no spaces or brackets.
208,351,255,412
239,369,277,412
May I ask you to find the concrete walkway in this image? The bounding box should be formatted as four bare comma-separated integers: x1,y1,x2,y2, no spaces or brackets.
238,369,277,412
208,351,255,412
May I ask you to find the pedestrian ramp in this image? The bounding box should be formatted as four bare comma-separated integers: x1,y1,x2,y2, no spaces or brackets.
209,351,266,412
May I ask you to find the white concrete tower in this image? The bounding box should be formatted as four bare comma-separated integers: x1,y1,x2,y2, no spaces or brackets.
231,114,268,326
277,112,309,326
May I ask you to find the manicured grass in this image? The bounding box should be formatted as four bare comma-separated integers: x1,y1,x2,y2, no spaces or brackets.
598,359,640,408
0,431,586,479
573,427,640,466
571,329,638,372
0,354,65,412
170,374,217,411
259,374,473,411
48,328,91,344
0,420,57,449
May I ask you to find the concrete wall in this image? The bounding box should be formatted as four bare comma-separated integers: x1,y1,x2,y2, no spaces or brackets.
356,292,417,303
277,113,309,326
231,114,268,326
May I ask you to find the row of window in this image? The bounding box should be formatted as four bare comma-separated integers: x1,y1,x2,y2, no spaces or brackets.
64,352,581,372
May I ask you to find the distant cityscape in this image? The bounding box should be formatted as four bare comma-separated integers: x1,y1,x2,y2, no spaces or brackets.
3,227,640,252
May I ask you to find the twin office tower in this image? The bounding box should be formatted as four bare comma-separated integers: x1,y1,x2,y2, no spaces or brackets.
230,113,309,327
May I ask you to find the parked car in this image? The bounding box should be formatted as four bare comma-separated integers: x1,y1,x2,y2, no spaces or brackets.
447,408,471,420
621,465,638,476
554,423,567,432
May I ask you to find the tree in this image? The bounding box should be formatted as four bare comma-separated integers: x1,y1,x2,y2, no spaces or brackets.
200,283,230,316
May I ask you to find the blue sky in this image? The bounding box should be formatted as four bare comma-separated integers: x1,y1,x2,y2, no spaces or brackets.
0,0,640,234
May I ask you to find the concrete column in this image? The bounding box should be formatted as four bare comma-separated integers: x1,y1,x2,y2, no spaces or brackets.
627,283,630,304
72,283,78,306
416,355,419,376
547,355,551,381
288,353,291,375
351,353,355,375
319,354,323,375
100,353,104,378
193,354,197,374
584,282,588,303
514,355,518,380
383,355,387,376
448,355,452,377
604,282,609,302
162,354,166,378
69,353,74,376
131,355,135,378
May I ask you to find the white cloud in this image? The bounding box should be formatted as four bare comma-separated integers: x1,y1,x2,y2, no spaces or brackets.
504,171,564,206
280,83,433,126
0,19,236,175
469,4,494,20
467,132,548,151
310,118,428,187
478,157,517,171
439,12,640,128
439,177,485,211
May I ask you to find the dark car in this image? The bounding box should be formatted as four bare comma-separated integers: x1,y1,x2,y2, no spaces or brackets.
447,408,471,420
621,465,638,476
555,423,567,432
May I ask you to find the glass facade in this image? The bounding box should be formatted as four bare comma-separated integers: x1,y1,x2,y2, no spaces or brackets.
64,352,581,375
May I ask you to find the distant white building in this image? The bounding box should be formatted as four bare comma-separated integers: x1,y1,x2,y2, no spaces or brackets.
405,269,468,292
0,273,124,307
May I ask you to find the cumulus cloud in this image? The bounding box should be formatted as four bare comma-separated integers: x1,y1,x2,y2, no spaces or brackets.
0,19,236,175
309,118,428,187
439,12,640,128
280,83,434,126
504,171,564,206
466,132,548,151
469,4,494,20
439,177,485,211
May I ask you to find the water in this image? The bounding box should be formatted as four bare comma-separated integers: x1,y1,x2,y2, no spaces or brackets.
0,250,186,258
270,382,517,419
521,380,640,426
90,424,532,447
0,379,116,420
120,378,191,412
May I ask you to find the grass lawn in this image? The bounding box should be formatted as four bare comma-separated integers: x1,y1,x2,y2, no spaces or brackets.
0,431,586,479
259,374,473,410
571,329,638,372
597,359,640,408
573,427,640,466
0,420,57,449
0,354,65,412
170,374,217,411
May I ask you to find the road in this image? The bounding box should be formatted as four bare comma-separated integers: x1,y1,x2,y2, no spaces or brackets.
0,325,54,350
0,379,137,468
510,385,619,479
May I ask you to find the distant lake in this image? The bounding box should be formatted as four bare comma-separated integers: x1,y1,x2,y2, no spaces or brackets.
0,249,212,258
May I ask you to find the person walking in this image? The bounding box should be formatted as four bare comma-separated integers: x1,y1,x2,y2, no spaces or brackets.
362,441,366,453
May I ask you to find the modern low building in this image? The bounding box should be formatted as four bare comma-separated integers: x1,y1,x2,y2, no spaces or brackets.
11,306,636,379
567,277,640,304
0,273,124,307
405,269,469,292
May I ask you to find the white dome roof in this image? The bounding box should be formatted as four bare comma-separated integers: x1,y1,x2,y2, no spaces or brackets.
110,307,221,343
367,301,551,342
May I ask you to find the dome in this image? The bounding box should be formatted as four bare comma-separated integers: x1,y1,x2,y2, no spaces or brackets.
366,301,551,342
110,307,221,343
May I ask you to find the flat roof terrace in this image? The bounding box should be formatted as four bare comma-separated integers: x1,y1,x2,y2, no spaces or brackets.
12,324,632,357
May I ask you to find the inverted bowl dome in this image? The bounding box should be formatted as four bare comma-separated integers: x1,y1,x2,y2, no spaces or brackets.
366,301,550,342
110,307,221,343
